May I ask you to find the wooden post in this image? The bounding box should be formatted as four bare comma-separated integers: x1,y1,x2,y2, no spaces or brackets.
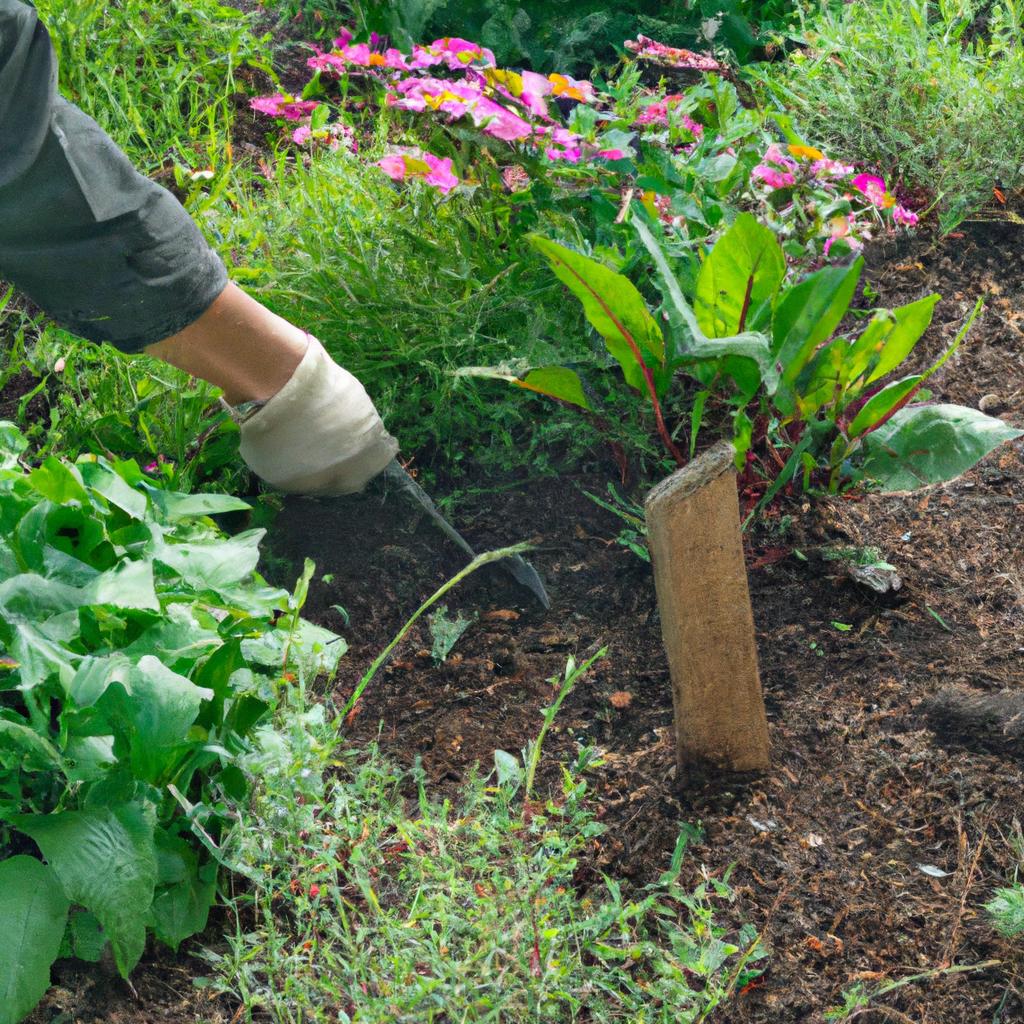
645,441,770,773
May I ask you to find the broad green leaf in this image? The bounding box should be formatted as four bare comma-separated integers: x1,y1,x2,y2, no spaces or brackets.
794,340,847,416
62,735,117,784
78,461,148,520
69,654,132,708
634,217,777,392
453,365,591,410
8,623,77,692
695,213,785,337
864,295,939,385
83,559,159,610
861,405,1023,491
0,421,28,469
0,857,70,1024
773,260,863,414
95,656,213,782
148,490,250,519
14,804,157,977
848,375,923,438
0,719,62,771
151,835,216,951
529,235,664,392
59,909,107,963
150,526,262,591
28,458,93,508
515,367,592,410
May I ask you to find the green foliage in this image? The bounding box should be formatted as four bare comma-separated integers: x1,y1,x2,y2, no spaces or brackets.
495,213,1020,495
353,0,807,72
0,424,343,1021
200,674,765,1023
986,883,1024,937
34,0,267,177
220,153,593,472
755,0,1024,229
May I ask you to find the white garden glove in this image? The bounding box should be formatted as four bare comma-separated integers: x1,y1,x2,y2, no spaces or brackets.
235,335,398,495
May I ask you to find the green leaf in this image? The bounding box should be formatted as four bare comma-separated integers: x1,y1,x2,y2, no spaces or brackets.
633,216,777,392
150,526,262,591
28,459,93,508
514,367,592,410
773,260,863,414
848,375,923,438
95,656,213,783
151,834,216,951
78,461,148,520
0,719,62,771
861,405,1023,491
0,857,70,1024
60,909,107,963
529,235,664,392
148,490,250,519
14,804,157,977
695,213,785,337
864,295,939,385
0,421,28,469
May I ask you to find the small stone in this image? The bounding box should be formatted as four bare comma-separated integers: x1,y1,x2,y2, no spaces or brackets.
979,393,1005,413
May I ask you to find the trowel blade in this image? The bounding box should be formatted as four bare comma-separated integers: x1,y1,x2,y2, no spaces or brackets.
380,459,550,609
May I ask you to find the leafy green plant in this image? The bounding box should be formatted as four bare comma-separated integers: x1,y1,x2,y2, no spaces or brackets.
201,658,766,1023
0,423,342,1024
753,0,1024,230
353,0,807,72
471,212,1021,497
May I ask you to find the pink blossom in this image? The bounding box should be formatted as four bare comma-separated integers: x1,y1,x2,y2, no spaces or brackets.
430,37,496,69
376,150,459,194
518,70,552,117
893,205,919,226
752,163,795,189
810,157,854,178
377,154,408,181
624,35,725,73
545,146,582,163
292,125,312,145
852,173,892,208
333,29,352,48
763,144,798,171
598,148,629,160
307,51,348,74
548,73,595,103
249,93,318,121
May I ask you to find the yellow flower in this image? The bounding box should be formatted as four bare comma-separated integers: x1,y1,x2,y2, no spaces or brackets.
788,144,825,161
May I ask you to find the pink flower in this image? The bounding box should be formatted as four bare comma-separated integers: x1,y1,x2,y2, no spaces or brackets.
333,29,352,48
893,204,919,226
823,213,864,256
518,70,552,117
376,150,459,194
292,125,312,145
431,37,496,69
377,153,408,182
635,94,702,134
752,163,795,189
249,93,318,121
763,144,797,171
598,148,629,160
250,93,287,116
852,173,893,208
810,157,854,178
307,51,348,74
545,146,583,163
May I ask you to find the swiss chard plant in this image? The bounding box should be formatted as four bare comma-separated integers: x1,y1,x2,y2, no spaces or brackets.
0,423,342,1024
465,211,1022,499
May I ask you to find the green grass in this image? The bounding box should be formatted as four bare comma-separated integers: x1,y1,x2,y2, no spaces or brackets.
34,0,268,177
752,0,1024,229
199,669,764,1024
217,151,602,475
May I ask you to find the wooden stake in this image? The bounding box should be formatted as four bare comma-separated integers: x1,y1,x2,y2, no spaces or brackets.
645,441,770,773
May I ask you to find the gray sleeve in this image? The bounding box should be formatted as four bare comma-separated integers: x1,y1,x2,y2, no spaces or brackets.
0,0,228,352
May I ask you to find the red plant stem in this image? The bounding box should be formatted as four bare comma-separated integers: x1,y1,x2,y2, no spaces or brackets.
855,381,924,441
559,261,686,467
737,273,755,333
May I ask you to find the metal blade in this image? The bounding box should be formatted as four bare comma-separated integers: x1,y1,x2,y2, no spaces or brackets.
380,459,550,609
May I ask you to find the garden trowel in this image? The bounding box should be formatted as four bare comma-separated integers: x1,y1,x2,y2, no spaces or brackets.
380,459,550,609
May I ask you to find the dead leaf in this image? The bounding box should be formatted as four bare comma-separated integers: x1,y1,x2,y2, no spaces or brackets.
608,691,633,709
483,609,520,622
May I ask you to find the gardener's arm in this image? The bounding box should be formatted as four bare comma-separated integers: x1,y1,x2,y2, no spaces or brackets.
0,0,396,494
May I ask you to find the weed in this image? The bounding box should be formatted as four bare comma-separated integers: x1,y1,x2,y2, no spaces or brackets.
200,658,766,1023
753,0,1024,230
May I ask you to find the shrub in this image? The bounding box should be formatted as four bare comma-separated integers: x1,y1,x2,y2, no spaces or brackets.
754,0,1024,230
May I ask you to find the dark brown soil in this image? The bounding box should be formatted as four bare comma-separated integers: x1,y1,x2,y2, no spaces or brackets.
17,206,1024,1024
260,217,1024,1023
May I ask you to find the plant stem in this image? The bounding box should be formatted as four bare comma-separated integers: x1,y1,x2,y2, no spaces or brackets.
340,544,534,720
